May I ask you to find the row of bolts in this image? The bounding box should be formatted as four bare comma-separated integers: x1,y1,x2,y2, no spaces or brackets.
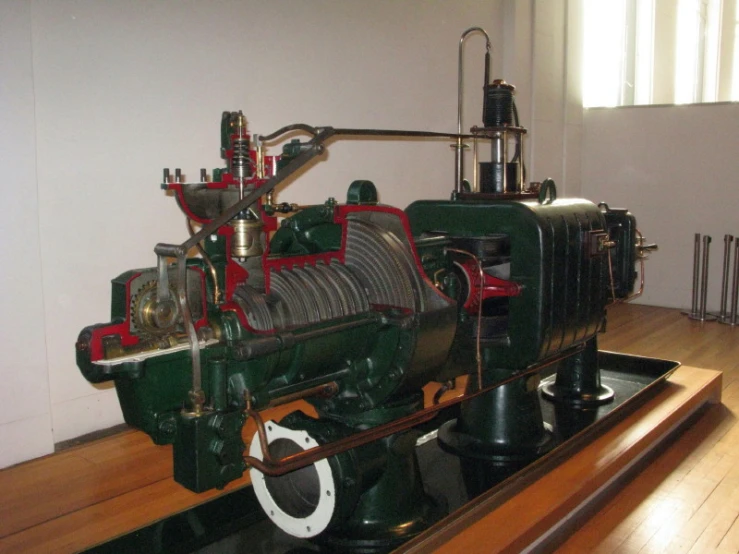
686,233,739,324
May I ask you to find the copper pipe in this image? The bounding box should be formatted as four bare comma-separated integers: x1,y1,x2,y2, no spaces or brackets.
246,383,339,464
186,218,222,304
610,229,648,305
629,230,646,300
246,406,436,476
248,407,278,466
267,382,339,409
433,379,457,405
445,247,485,389
244,345,582,477
606,247,617,303
244,390,277,466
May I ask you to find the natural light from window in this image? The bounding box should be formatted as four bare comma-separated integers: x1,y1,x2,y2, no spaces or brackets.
582,1,627,107
674,0,703,104
583,0,739,107
635,0,655,104
733,0,739,99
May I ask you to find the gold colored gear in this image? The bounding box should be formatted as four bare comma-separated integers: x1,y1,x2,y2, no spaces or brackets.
130,280,180,336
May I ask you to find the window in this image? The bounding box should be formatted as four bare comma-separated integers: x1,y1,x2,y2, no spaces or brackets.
583,0,739,107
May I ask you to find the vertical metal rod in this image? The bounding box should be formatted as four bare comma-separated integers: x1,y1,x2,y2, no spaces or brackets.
690,233,701,315
718,235,734,319
454,140,463,194
501,130,508,192
178,253,203,414
518,136,525,192
472,136,479,192
699,235,712,319
731,240,739,325
455,27,492,193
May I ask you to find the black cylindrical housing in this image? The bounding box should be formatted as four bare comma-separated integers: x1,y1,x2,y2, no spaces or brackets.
483,81,515,127
479,161,519,193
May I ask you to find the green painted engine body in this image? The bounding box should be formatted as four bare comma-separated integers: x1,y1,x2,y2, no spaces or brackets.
75,108,643,545
76,197,458,494
405,195,611,372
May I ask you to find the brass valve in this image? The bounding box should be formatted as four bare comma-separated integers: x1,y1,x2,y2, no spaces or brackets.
599,237,617,250
637,236,658,258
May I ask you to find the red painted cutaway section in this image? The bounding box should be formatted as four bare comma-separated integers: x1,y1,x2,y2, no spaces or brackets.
87,268,208,363
455,259,522,314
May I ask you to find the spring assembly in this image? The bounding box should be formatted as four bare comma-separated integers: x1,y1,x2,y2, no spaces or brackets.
229,111,252,200
483,81,515,127
478,79,523,194
231,136,251,181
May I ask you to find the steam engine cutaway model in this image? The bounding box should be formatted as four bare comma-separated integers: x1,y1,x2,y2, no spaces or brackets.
75,29,661,551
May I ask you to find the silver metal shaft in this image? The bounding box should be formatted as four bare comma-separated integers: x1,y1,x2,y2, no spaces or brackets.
686,234,716,321
691,233,701,315
699,235,712,320
717,234,734,321
730,240,739,325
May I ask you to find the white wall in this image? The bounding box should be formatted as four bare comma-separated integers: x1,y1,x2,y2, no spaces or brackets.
503,0,583,196
0,1,55,468
582,102,739,311
1,0,586,468
1,0,510,466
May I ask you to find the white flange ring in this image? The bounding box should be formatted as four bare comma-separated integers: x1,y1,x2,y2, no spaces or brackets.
249,420,336,538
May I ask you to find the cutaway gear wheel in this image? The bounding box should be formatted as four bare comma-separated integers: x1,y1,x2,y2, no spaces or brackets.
130,280,181,336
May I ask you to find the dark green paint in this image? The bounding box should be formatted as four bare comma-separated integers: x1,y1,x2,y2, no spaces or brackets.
405,196,609,370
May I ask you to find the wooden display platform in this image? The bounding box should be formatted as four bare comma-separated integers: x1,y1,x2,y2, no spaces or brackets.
399,365,722,554
0,364,720,553
0,401,314,553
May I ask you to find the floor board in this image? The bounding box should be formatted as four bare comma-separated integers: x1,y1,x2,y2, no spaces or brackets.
0,303,734,553
556,304,739,554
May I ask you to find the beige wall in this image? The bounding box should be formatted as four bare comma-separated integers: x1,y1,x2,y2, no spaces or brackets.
0,1,54,468
0,0,507,466
0,0,586,468
504,0,583,196
582,102,739,311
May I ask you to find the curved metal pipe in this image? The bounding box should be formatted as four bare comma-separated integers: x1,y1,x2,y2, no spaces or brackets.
186,218,222,304
445,247,484,389
259,123,319,142
455,27,492,193
244,345,583,477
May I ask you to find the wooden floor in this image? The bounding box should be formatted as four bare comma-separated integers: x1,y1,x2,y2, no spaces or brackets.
0,303,737,553
556,304,739,554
